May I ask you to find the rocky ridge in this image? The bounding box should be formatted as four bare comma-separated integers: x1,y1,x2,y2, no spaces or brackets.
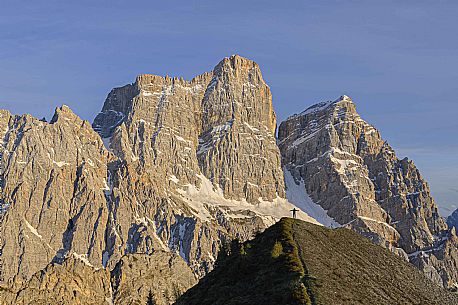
0,106,111,283
0,251,195,305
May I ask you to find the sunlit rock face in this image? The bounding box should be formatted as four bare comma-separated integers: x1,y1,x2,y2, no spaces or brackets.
0,106,111,283
90,55,288,278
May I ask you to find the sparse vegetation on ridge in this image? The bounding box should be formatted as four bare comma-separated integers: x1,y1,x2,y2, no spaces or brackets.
176,218,314,305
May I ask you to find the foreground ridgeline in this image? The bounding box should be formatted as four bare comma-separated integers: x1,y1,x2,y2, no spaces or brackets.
0,55,456,303
177,218,458,305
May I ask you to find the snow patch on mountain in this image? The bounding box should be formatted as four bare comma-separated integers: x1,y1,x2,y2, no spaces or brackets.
23,219,43,239
284,169,340,228
176,173,323,227
72,252,97,269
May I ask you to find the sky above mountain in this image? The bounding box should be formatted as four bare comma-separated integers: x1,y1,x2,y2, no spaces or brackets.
1,1,457,215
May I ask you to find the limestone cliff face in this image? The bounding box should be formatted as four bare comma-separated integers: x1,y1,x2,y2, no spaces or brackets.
0,106,110,283
197,56,282,202
91,55,287,278
278,96,458,288
93,55,284,203
0,256,112,305
1,105,201,304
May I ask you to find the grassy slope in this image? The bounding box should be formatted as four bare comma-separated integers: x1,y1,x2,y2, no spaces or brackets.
292,219,457,305
176,218,458,305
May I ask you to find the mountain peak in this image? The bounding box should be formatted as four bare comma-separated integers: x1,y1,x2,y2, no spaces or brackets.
278,94,456,288
335,94,353,103
289,95,355,120
225,54,255,64
214,54,260,74
50,104,82,124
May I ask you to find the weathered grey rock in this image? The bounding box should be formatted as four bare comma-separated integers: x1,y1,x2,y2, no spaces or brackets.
198,56,283,202
111,252,197,305
94,55,284,203
0,251,196,305
278,95,458,288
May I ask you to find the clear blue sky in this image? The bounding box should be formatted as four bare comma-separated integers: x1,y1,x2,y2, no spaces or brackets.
1,1,457,215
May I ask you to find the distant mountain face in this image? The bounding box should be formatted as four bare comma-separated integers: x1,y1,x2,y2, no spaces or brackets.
177,218,458,305
448,208,458,231
0,55,457,303
278,96,458,288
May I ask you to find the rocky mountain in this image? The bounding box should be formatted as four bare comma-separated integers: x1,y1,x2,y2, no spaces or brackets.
90,55,316,278
447,208,458,231
278,96,458,289
177,218,458,305
0,55,456,303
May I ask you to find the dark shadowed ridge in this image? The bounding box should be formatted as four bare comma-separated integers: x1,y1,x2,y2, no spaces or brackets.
176,218,458,305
